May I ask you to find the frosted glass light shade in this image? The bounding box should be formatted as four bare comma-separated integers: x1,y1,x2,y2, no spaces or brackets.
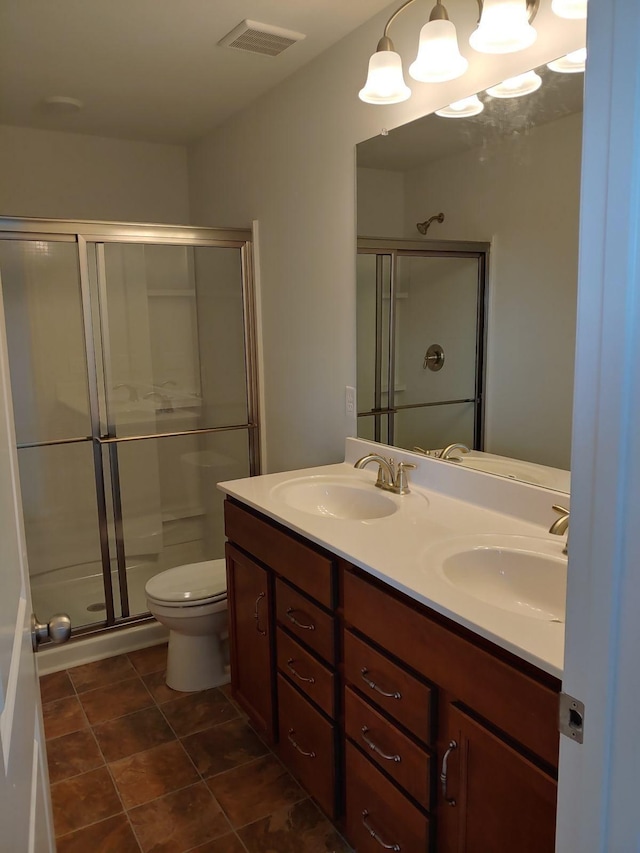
409,19,468,83
359,50,411,104
547,48,586,73
486,69,542,98
551,0,587,19
469,0,537,54
435,94,484,118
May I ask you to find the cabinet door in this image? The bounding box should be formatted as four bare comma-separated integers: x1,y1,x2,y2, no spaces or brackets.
226,542,275,742
438,705,557,853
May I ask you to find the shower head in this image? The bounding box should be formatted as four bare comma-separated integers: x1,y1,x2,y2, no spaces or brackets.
417,213,445,234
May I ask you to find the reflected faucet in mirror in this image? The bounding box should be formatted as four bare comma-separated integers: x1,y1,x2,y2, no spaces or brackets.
439,443,470,462
113,383,138,402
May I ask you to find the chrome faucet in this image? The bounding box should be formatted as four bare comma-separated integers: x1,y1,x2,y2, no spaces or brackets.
354,454,416,495
549,504,570,555
439,443,470,462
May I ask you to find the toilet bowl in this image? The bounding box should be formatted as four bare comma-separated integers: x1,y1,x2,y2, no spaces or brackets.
145,558,229,692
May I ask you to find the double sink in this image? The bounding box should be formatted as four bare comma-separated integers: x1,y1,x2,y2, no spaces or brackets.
271,473,567,625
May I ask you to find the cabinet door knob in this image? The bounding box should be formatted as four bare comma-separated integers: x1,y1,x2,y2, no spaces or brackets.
361,810,401,851
440,739,458,806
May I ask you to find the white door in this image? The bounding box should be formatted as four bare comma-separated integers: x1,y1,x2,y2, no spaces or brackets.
0,272,55,852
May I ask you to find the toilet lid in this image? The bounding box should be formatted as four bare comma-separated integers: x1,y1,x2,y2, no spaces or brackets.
145,559,227,604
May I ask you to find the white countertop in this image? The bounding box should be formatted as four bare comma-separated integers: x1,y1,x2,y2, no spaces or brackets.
218,438,568,679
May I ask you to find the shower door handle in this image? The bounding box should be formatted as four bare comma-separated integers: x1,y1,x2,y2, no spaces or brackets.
31,613,72,652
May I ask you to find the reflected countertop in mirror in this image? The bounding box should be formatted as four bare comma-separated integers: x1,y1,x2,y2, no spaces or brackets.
356,58,584,492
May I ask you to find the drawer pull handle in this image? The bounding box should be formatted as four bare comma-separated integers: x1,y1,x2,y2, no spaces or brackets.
286,658,316,684
254,592,266,636
286,608,315,631
360,667,402,700
361,810,401,851
361,726,401,763
440,739,458,807
287,728,316,759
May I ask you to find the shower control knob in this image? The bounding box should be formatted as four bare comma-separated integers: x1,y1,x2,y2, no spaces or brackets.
31,613,72,651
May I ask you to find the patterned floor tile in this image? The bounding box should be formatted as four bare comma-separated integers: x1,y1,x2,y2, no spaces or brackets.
56,813,141,853
46,728,104,784
160,688,238,738
181,718,269,778
93,706,175,762
68,654,137,693
50,766,122,837
79,676,154,725
110,740,200,809
238,799,351,852
128,644,169,676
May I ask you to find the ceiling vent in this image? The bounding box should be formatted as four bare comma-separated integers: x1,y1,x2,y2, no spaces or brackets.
218,20,306,57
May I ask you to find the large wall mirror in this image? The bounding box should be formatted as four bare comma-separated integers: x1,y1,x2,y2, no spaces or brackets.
356,58,584,492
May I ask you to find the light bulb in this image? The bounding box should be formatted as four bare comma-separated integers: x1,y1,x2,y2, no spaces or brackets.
551,0,587,19
435,94,484,118
486,69,542,98
547,48,586,73
470,0,537,54
359,50,411,105
409,19,468,83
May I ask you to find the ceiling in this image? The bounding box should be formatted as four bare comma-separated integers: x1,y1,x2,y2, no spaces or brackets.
357,63,585,172
0,0,393,145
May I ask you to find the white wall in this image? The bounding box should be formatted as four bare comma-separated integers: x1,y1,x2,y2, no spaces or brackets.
0,124,190,224
188,0,586,473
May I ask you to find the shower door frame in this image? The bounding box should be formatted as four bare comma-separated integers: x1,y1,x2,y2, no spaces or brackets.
357,237,490,449
0,216,260,640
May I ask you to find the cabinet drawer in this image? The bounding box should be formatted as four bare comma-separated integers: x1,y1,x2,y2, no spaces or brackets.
345,686,432,808
277,627,335,719
276,579,335,664
345,740,430,853
225,500,334,607
344,629,432,745
344,569,560,767
277,674,336,819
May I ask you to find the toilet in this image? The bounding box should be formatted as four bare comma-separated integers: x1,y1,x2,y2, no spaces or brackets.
145,558,229,692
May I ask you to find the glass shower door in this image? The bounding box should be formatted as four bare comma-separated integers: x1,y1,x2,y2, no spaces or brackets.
0,237,108,630
94,241,253,619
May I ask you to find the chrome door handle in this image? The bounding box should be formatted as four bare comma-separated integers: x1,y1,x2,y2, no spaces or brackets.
360,667,402,700
440,739,458,806
361,726,401,763
287,728,316,758
361,810,401,851
286,608,315,631
254,592,266,636
31,613,72,652
286,658,316,684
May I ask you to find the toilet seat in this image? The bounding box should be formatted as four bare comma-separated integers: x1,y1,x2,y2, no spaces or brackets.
145,559,227,608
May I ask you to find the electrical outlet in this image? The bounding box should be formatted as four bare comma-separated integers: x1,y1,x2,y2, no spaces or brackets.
345,386,356,415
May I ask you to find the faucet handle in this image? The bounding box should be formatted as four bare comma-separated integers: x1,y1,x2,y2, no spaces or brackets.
395,461,417,495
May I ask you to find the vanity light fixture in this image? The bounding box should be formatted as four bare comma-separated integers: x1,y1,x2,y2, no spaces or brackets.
359,0,540,105
435,93,485,117
551,0,587,19
469,0,538,54
547,47,586,73
485,69,542,98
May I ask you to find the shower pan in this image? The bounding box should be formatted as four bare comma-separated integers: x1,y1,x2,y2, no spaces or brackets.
0,217,259,640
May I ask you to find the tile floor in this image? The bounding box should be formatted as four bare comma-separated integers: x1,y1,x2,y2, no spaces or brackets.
40,644,351,853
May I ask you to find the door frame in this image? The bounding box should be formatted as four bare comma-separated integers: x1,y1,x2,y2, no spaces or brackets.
557,0,640,848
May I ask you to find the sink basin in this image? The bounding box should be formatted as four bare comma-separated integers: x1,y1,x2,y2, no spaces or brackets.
271,476,398,520
426,535,567,622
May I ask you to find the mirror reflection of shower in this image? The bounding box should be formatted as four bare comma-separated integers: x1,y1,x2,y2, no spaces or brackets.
0,220,259,636
416,213,445,235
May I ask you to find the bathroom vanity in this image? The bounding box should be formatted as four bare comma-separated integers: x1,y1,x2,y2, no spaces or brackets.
220,439,567,852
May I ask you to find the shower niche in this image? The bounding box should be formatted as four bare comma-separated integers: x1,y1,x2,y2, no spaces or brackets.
0,218,259,637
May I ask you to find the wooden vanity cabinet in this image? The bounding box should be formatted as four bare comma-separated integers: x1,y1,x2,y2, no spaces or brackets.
225,499,561,850
225,542,275,742
224,499,340,818
343,566,561,853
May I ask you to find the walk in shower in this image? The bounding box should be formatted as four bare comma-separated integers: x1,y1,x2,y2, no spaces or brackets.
357,238,488,452
0,218,259,638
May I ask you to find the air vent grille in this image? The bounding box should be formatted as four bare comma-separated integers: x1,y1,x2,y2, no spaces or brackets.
218,19,306,57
